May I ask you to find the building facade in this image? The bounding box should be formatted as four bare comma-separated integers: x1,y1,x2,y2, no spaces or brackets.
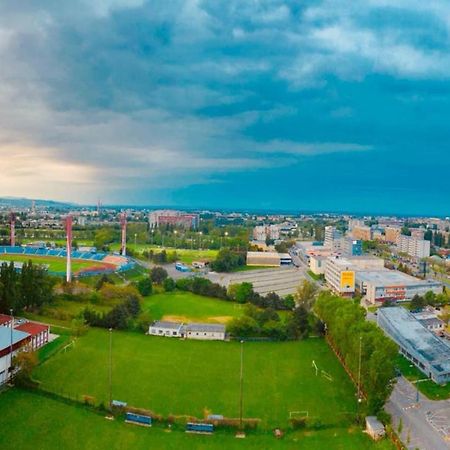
397,235,430,259
378,307,450,384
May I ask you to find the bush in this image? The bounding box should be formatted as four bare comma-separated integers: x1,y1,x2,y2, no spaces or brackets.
150,267,168,284
163,277,176,292
137,277,153,296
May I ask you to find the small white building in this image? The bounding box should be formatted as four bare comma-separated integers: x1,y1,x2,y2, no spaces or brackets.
365,416,385,440
148,321,184,338
185,323,226,341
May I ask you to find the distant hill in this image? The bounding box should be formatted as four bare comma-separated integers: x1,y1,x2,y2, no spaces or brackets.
0,197,75,209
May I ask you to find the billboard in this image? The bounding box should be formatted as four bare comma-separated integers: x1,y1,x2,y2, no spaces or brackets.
340,271,355,289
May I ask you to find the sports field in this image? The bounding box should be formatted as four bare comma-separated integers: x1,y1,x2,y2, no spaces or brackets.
125,245,219,264
36,329,361,428
143,291,245,323
0,254,108,273
0,389,394,450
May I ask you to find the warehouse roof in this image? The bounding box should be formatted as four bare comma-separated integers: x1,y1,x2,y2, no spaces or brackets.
185,323,225,333
150,321,183,330
378,307,450,374
356,270,441,287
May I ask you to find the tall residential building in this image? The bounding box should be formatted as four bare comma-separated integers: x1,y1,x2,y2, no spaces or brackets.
341,237,363,257
385,226,401,244
324,226,342,250
411,229,426,240
397,235,430,259
351,226,372,241
252,224,280,242
148,210,199,229
348,219,365,231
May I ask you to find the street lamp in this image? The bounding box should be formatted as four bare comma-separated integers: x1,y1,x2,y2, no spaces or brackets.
174,230,178,248
239,340,244,434
357,335,363,418
199,231,203,250
134,233,137,250
109,328,113,411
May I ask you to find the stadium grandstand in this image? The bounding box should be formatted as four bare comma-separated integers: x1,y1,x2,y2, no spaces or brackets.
0,246,135,278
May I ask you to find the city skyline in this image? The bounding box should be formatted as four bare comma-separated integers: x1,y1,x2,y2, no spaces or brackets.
0,1,449,215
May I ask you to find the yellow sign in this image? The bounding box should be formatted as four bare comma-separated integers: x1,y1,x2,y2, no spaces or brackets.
340,271,355,289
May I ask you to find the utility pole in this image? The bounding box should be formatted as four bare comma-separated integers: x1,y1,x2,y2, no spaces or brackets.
109,328,113,410
239,340,244,432
357,335,362,417
9,309,13,381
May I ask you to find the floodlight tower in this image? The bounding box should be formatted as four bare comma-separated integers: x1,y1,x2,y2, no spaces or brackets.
9,212,16,247
120,212,127,256
65,215,73,283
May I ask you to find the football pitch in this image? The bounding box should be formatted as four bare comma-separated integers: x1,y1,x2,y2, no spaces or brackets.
36,329,359,428
0,389,394,450
0,254,107,273
142,291,245,323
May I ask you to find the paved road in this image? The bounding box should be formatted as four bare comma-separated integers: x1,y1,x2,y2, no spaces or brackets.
387,377,450,450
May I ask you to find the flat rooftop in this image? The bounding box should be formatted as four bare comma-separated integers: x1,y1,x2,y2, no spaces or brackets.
378,307,450,374
356,270,441,287
0,327,30,351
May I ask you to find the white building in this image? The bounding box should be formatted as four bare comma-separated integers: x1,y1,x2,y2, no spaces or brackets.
309,255,327,275
0,327,30,385
324,256,385,296
148,321,184,338
355,270,442,304
185,323,226,341
324,226,342,251
397,235,430,259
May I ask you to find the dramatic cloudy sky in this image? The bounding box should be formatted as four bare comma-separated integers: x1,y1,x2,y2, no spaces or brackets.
0,0,449,214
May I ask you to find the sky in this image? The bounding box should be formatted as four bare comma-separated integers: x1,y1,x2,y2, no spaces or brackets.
0,0,449,216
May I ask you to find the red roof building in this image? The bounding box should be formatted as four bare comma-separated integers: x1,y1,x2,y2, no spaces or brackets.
14,322,49,351
0,314,13,328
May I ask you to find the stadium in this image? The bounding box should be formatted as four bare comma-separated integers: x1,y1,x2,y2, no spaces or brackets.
0,245,135,278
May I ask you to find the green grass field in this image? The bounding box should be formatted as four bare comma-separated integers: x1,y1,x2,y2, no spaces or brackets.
36,329,362,429
0,254,107,273
0,389,394,450
142,291,245,323
121,245,219,265
396,355,450,400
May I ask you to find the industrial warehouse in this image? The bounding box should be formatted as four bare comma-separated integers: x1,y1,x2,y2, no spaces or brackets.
377,307,450,385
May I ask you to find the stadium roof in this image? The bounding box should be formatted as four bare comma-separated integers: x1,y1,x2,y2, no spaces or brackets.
0,327,30,351
378,307,450,374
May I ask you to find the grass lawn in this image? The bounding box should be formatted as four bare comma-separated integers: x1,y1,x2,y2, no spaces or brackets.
36,329,363,429
0,254,107,273
396,354,450,400
143,291,245,323
130,245,219,265
0,389,394,450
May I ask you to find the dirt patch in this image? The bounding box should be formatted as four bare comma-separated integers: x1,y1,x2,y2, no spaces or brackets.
207,316,233,324
162,315,191,323
161,315,233,324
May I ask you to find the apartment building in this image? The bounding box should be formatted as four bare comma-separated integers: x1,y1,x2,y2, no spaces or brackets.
397,235,430,259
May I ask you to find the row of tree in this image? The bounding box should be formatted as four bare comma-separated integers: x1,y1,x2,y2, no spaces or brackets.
0,261,55,313
314,292,398,414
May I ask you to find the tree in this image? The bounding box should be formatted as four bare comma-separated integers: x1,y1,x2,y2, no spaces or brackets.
210,248,245,272
71,317,88,337
163,277,176,292
150,267,168,284
410,294,425,311
286,306,310,339
227,316,260,337
13,351,38,386
229,282,254,303
137,277,153,296
294,280,318,311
